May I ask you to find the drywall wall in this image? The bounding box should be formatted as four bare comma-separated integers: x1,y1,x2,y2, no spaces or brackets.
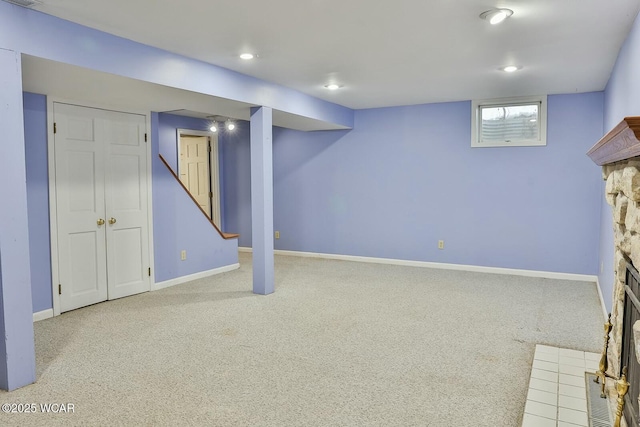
152,113,238,282
224,93,604,275
23,92,53,313
0,53,36,390
600,10,640,312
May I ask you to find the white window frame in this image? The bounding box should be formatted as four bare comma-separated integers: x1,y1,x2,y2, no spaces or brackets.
471,95,547,148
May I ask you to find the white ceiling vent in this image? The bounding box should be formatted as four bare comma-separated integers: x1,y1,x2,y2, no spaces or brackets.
2,0,42,8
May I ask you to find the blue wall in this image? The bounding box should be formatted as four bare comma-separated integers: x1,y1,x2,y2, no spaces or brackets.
24,90,606,314
1,51,36,390
221,120,253,247
23,93,52,313
224,93,605,274
156,113,226,231
599,11,640,312
152,113,238,282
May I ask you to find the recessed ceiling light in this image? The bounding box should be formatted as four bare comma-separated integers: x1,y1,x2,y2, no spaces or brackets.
502,65,520,73
240,53,254,60
4,0,42,8
480,8,514,25
325,84,342,91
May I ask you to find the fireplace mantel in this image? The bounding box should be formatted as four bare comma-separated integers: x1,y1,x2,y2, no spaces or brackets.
588,117,640,166
590,116,640,427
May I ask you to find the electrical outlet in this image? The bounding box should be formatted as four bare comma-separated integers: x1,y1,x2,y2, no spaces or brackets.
275,231,280,239
180,250,187,261
438,240,444,250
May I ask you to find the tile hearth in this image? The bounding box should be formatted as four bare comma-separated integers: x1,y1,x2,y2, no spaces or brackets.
522,345,602,427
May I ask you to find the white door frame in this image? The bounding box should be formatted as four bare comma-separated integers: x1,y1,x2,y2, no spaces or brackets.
176,128,221,227
47,97,156,316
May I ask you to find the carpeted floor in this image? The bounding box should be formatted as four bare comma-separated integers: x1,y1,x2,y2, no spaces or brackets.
0,253,603,426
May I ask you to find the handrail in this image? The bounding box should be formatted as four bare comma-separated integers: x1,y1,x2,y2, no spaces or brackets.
158,154,239,240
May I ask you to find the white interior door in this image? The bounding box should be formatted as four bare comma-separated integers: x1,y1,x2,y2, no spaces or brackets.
54,103,108,312
179,135,211,217
53,103,150,312
104,109,150,300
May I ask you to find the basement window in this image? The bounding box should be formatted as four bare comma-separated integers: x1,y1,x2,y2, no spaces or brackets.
471,96,547,147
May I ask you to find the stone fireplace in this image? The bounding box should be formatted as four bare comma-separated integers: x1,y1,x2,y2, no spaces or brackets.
588,117,640,426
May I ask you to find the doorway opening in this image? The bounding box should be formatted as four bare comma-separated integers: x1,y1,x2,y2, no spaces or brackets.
177,129,221,228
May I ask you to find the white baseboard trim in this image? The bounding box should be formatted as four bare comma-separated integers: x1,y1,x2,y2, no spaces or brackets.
33,308,54,322
595,278,609,321
153,263,240,291
238,247,598,283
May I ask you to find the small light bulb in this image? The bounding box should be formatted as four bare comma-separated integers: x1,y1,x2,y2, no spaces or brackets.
502,66,519,73
480,8,513,25
226,122,235,131
240,53,254,60
325,84,340,91
210,124,217,132
490,11,508,25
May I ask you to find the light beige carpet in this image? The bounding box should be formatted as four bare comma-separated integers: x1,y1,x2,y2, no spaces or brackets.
0,253,603,426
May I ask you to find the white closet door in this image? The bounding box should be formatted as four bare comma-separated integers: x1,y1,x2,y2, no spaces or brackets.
54,103,150,312
54,103,108,312
103,109,150,300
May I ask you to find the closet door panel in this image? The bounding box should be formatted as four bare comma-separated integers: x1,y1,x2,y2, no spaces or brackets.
104,110,150,300
53,103,108,312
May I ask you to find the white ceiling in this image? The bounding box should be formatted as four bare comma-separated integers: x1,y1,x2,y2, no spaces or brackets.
20,0,640,110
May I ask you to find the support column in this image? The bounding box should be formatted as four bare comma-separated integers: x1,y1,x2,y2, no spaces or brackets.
0,49,36,390
250,106,274,295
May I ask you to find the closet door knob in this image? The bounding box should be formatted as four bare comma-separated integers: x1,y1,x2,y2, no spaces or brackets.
109,218,117,225
97,218,105,226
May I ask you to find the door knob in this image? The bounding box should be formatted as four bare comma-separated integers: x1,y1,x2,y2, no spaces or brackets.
97,218,105,226
109,218,117,225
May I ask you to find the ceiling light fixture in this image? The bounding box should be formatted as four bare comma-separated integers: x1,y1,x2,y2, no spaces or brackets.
501,65,520,73
207,115,237,132
480,8,514,25
4,0,42,8
240,53,255,60
325,84,341,91
205,116,219,132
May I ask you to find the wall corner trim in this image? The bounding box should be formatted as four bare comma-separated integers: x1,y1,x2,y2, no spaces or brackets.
153,263,240,291
33,309,54,322
238,247,599,284
595,278,609,321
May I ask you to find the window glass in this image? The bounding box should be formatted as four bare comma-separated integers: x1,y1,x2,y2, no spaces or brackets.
480,103,539,143
471,96,546,147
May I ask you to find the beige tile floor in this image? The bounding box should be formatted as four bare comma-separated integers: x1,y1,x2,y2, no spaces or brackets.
522,345,601,427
